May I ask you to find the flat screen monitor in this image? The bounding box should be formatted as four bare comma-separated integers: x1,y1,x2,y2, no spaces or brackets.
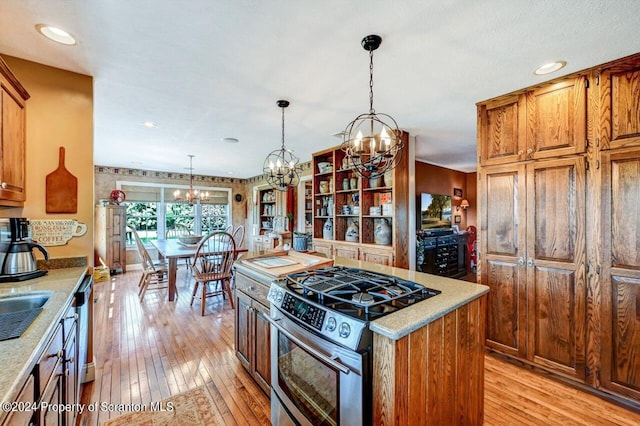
419,193,452,230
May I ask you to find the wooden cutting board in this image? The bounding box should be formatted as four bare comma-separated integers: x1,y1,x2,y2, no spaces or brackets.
239,250,333,278
46,147,78,213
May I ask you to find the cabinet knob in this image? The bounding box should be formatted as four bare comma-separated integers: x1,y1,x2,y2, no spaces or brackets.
518,257,525,266
527,148,534,154
527,257,534,267
517,150,524,156
0,182,6,189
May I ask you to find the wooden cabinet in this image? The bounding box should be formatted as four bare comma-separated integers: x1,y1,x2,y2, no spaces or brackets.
36,303,78,426
0,57,29,206
234,271,271,395
600,147,640,402
252,235,277,251
480,156,587,378
598,64,640,150
479,52,640,409
1,375,35,426
94,205,127,273
311,135,410,268
258,188,276,234
478,76,587,166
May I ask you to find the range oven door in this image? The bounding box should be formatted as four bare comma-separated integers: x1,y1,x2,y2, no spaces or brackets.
269,308,370,426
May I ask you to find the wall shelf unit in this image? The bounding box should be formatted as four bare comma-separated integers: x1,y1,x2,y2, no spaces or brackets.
311,134,410,268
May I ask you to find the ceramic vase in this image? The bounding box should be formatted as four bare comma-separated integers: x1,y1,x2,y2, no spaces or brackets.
323,218,333,239
350,177,358,190
384,169,393,187
343,178,350,190
374,218,391,245
369,175,382,188
319,181,329,194
345,220,359,242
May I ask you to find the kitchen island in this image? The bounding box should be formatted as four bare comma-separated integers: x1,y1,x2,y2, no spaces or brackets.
234,253,489,425
0,267,88,424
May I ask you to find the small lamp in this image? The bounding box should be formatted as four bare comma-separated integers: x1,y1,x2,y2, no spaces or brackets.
457,199,470,211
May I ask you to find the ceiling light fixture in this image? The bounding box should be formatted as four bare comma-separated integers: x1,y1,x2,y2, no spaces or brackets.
222,137,239,143
142,121,158,128
173,155,209,206
35,24,76,45
341,34,404,179
262,100,300,192
534,61,567,75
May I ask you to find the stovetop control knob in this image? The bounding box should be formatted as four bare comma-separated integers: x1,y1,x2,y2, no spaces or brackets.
326,317,337,332
275,290,283,302
339,322,351,338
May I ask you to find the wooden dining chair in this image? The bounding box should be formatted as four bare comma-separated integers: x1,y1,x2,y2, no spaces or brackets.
190,231,237,315
231,224,245,248
130,227,170,300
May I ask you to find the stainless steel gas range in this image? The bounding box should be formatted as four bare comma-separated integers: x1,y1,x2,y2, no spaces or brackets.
267,266,440,426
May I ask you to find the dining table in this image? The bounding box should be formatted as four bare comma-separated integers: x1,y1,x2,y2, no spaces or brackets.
150,239,247,301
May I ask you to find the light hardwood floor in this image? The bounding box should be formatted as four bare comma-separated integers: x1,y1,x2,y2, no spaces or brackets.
78,268,640,425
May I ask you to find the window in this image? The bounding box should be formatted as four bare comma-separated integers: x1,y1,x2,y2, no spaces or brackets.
125,202,157,244
118,181,231,245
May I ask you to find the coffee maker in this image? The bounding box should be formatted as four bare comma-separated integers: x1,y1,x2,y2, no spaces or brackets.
0,218,49,281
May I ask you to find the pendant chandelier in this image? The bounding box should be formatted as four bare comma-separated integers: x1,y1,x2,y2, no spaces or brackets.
263,99,300,191
341,34,404,179
173,154,209,205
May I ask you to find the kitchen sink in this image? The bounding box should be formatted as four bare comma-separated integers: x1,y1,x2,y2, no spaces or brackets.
0,291,52,315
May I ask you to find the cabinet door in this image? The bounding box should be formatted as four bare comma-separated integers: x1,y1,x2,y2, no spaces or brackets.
252,302,271,395
526,76,587,160
333,242,359,260
235,291,251,369
360,246,393,266
525,157,586,379
109,206,127,273
63,325,78,426
39,367,63,426
479,164,527,358
600,147,640,400
599,66,640,150
0,86,27,203
2,375,34,426
312,241,333,258
478,95,526,166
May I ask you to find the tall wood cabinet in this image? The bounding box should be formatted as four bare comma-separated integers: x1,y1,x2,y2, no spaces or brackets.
94,205,127,273
311,133,410,268
0,56,29,206
478,52,640,409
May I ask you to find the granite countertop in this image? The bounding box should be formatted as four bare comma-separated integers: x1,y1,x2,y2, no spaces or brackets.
333,257,489,340
237,252,489,342
0,267,88,406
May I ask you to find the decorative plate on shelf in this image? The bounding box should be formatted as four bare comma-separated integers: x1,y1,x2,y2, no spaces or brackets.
110,190,126,204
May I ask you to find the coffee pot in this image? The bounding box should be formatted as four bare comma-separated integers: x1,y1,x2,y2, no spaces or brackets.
0,218,49,275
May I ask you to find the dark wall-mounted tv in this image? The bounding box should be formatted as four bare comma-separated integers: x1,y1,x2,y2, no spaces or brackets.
418,193,452,230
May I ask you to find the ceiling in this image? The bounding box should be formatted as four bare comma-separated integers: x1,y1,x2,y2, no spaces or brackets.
1,1,639,178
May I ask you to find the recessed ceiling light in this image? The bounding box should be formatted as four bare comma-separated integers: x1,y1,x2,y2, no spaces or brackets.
222,137,239,143
35,24,76,45
228,171,234,175
142,121,158,128
534,61,567,75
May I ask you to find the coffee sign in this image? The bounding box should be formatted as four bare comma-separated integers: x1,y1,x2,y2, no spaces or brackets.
30,219,88,246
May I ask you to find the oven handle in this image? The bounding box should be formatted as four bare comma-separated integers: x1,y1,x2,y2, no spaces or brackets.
267,317,351,375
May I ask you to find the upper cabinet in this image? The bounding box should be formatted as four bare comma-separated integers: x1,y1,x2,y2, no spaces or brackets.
598,64,640,150
0,57,30,206
478,76,587,166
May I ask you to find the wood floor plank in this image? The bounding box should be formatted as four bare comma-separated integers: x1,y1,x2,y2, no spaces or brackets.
77,267,640,426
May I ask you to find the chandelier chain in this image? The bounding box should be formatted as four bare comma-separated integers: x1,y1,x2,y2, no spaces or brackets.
369,48,375,114
281,105,286,149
